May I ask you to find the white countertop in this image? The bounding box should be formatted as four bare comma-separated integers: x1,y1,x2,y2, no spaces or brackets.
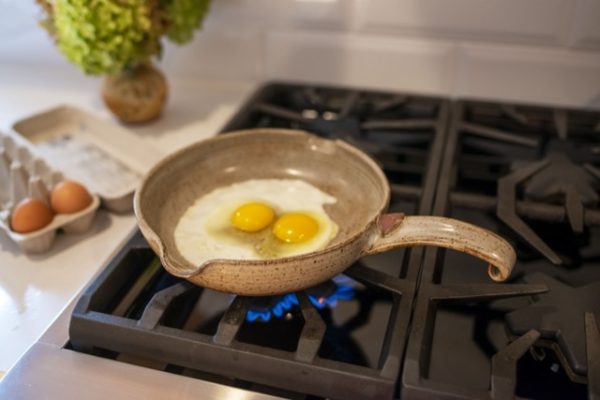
0,62,256,374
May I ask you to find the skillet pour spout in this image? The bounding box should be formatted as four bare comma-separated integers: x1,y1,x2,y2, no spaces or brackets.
135,129,516,296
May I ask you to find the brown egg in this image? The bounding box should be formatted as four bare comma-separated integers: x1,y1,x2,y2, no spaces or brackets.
51,181,93,214
11,198,54,234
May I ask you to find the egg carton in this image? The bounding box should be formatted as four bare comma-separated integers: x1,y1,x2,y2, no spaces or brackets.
12,105,164,212
0,131,100,254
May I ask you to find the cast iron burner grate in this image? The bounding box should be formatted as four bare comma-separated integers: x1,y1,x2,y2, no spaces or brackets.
452,102,600,265
69,238,413,399
400,100,599,400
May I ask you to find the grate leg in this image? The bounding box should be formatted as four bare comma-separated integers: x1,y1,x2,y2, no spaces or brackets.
295,292,326,363
137,282,194,329
586,313,600,400
491,330,540,400
213,297,248,346
497,159,562,264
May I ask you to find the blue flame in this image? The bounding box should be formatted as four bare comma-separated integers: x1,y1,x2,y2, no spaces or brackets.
307,283,355,309
246,294,298,322
272,293,299,317
245,275,355,322
246,310,272,322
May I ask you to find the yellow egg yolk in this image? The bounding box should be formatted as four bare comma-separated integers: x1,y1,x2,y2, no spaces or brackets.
273,213,319,243
231,202,275,232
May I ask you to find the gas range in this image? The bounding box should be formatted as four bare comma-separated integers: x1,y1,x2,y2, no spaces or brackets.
4,83,599,399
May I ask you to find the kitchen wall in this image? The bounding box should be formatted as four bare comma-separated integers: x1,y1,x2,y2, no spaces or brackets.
2,0,600,108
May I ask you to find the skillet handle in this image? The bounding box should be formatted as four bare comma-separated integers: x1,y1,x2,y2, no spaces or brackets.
362,213,516,282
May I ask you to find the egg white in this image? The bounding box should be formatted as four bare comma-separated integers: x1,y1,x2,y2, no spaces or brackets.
174,179,338,266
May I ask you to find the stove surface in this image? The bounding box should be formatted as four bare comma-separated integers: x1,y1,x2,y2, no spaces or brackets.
67,83,599,399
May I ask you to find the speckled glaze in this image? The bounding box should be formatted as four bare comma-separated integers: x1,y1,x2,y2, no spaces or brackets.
135,129,516,296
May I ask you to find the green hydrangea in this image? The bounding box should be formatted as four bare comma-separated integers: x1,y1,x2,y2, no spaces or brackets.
164,0,210,44
53,0,157,75
40,0,211,76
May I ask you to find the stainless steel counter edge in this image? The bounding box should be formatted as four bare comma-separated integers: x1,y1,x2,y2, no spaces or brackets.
0,342,280,400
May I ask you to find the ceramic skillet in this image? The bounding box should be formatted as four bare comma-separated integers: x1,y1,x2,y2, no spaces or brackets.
135,129,516,296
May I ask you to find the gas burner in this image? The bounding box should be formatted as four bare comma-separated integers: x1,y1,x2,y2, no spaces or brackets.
245,275,355,322
523,152,598,207
505,273,600,382
523,138,599,209
497,145,600,263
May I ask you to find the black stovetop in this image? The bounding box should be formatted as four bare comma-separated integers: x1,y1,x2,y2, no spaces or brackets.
69,82,600,400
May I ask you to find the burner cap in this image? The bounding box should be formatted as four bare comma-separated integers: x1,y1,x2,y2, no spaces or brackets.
523,151,598,205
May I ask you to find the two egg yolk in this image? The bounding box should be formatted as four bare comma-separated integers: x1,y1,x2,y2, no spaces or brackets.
230,202,318,243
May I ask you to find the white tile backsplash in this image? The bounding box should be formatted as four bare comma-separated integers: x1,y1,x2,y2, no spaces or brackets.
356,0,568,45
264,30,600,108
205,0,351,30
455,43,600,108
265,31,457,95
1,0,599,108
161,29,265,81
569,0,600,49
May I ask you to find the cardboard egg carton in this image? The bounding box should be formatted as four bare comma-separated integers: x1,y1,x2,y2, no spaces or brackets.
0,132,100,253
12,105,164,212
